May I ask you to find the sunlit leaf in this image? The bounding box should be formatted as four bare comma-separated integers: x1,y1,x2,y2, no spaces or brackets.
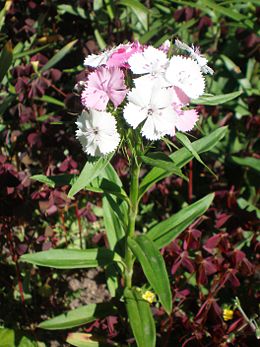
39,303,117,330
139,127,227,199
124,288,156,347
175,132,216,177
147,193,215,249
118,0,149,30
128,235,172,314
68,154,113,198
40,39,77,72
193,91,242,105
20,248,121,269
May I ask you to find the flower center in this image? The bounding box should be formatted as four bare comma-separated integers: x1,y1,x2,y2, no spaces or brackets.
177,70,190,84
147,108,154,116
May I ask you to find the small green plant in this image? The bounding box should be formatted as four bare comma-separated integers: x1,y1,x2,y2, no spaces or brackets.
20,39,240,347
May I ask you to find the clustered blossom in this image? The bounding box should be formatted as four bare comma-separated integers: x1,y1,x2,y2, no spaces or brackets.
76,40,213,156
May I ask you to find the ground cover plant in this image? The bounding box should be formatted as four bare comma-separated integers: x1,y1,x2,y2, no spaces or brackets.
0,1,259,347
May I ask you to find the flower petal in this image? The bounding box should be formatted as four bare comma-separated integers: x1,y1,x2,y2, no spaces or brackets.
175,109,199,132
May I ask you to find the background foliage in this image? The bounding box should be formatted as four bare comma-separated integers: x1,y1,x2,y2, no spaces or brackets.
0,0,259,346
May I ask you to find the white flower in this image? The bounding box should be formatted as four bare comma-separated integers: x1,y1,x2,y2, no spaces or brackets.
76,110,120,156
165,56,205,99
123,80,176,140
175,39,214,75
128,46,169,75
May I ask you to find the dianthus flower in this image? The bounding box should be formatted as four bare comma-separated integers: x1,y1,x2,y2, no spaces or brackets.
76,110,120,156
165,56,205,99
123,80,175,140
81,67,127,111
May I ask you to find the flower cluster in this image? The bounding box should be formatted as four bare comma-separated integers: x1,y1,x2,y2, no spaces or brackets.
75,40,213,156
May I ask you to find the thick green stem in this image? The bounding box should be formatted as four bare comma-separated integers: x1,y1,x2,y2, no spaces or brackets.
125,158,140,288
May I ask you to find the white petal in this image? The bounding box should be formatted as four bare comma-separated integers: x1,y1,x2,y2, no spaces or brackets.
128,80,153,107
150,86,173,109
128,46,168,75
84,52,109,67
165,56,205,99
123,102,147,129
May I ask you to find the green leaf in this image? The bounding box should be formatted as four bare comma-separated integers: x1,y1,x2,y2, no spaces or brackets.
199,0,247,21
20,248,120,269
105,263,121,297
18,336,37,347
30,174,77,188
124,287,156,347
67,333,119,347
139,127,227,199
0,328,15,347
231,156,260,173
0,40,13,83
0,94,15,116
0,328,38,347
40,39,77,72
0,1,12,31
172,0,247,22
39,95,65,107
68,155,113,198
175,132,216,178
237,197,260,218
193,91,242,106
128,235,172,314
147,193,215,249
13,44,50,59
57,4,87,19
141,152,188,181
94,29,106,50
118,0,149,30
39,303,116,330
103,195,126,255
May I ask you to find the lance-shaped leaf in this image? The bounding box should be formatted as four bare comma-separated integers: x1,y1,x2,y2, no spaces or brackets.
103,195,126,256
231,156,260,173
30,174,76,188
0,1,12,31
118,0,149,30
147,193,214,249
175,132,216,178
141,152,188,181
193,91,242,106
124,288,156,347
0,40,13,83
139,127,227,199
68,154,113,198
128,235,172,314
40,39,77,72
67,333,121,346
20,248,121,269
39,303,117,330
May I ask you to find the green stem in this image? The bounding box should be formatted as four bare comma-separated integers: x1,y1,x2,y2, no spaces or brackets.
125,157,140,288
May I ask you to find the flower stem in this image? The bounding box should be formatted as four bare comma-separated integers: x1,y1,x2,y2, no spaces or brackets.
124,156,140,288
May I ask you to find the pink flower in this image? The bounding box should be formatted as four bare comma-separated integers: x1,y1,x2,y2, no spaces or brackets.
81,67,127,111
107,42,142,68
